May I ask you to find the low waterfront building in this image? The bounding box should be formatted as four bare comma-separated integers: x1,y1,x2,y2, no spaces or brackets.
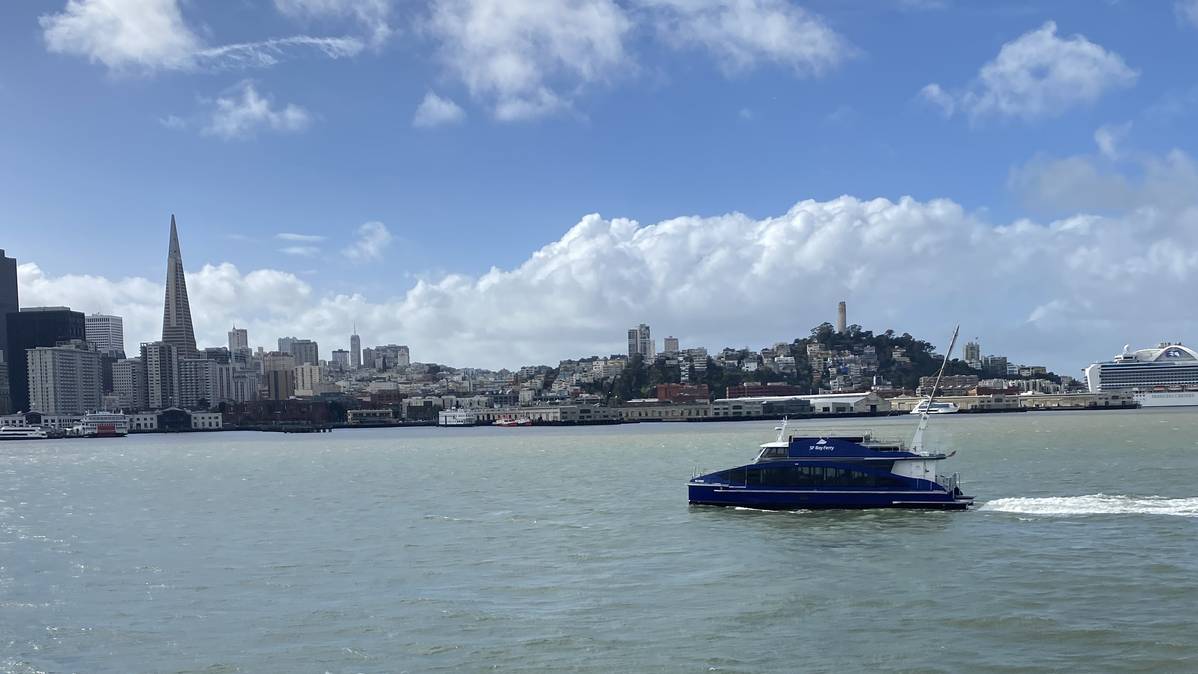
474,405,622,424
890,394,1020,412
347,408,396,425
130,412,159,431
620,401,712,421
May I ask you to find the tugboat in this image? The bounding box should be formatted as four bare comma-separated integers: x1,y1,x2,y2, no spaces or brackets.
688,327,973,510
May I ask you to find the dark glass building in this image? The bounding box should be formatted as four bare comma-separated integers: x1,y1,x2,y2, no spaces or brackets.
5,307,86,413
0,249,17,365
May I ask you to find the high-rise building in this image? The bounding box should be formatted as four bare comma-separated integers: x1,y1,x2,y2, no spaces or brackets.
964,340,982,368
0,249,17,366
331,349,350,369
350,327,361,369
141,341,180,409
178,357,219,409
112,357,148,411
0,360,9,414
627,324,654,359
664,336,680,355
294,364,324,397
5,307,86,413
263,351,296,400
161,215,198,357
291,339,319,366
837,301,847,334
228,325,249,353
85,313,125,356
26,340,102,415
278,336,297,355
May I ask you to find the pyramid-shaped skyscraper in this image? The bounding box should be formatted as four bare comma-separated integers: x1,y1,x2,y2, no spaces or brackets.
161,214,198,356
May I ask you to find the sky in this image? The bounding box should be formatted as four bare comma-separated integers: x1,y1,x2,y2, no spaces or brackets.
2,0,1198,374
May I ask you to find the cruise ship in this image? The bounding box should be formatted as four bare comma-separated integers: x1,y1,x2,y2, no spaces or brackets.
1083,343,1198,407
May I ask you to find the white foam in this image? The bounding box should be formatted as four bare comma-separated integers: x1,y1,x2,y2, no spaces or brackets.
980,494,1198,518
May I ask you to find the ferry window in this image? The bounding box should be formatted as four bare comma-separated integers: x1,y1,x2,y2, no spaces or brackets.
747,468,764,486
728,468,746,485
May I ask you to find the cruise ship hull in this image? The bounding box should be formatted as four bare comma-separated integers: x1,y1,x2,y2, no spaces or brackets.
1134,391,1198,407
688,484,972,510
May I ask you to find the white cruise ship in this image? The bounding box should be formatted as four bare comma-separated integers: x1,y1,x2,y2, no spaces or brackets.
1083,343,1198,407
0,426,49,441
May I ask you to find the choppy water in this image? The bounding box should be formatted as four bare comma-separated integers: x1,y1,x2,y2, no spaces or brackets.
2,409,1197,673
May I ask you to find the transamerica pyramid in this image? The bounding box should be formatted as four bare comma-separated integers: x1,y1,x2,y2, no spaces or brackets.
161,214,198,356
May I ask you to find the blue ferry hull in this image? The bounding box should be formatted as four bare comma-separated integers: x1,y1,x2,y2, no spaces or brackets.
688,484,971,510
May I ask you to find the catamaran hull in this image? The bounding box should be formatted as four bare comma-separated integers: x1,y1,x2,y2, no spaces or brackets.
688,484,973,510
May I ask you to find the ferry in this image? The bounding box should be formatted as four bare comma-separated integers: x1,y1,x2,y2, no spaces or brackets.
1084,343,1198,407
75,412,129,437
909,401,960,415
494,418,533,427
689,326,972,511
0,426,49,441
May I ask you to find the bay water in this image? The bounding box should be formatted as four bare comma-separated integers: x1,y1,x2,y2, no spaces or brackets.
2,409,1197,673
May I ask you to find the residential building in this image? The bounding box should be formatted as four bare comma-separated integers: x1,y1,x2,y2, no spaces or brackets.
26,340,101,415
85,313,125,356
291,339,319,366
917,374,979,396
161,215,198,356
178,357,224,408
627,324,654,359
112,357,148,411
228,325,249,353
5,307,86,413
294,364,324,397
663,336,680,355
655,383,709,402
963,340,982,368
141,341,180,409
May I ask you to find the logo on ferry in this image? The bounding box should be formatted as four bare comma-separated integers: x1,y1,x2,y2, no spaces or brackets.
816,439,827,445
808,438,834,451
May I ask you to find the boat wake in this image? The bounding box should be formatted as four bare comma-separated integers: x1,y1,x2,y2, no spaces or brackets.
980,494,1198,518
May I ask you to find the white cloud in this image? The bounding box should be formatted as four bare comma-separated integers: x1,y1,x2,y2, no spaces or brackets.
1010,147,1198,214
342,221,393,260
413,92,466,127
1093,122,1131,160
19,183,1198,372
1178,0,1198,28
39,0,364,73
202,81,313,140
922,21,1137,122
637,0,854,76
274,0,394,47
281,246,321,256
277,232,327,242
425,0,632,121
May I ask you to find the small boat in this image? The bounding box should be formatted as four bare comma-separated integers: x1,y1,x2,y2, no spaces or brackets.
494,418,533,427
0,426,49,441
909,401,960,415
689,326,972,511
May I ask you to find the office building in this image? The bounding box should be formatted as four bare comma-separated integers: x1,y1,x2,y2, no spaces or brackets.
278,336,297,355
0,249,17,365
141,341,180,409
228,325,249,353
85,313,125,356
627,324,654,359
0,360,9,414
291,339,319,366
26,340,102,415
113,357,148,411
161,215,198,356
350,328,361,369
5,307,85,413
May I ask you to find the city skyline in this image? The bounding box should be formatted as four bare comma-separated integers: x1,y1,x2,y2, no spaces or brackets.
4,2,1198,371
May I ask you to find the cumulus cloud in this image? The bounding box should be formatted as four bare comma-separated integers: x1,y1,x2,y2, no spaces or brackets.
413,92,466,127
40,0,364,73
202,81,313,140
18,186,1198,372
425,0,632,121
922,21,1137,122
342,221,393,260
638,0,855,76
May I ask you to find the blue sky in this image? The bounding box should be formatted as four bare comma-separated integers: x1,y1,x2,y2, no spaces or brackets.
3,0,1198,372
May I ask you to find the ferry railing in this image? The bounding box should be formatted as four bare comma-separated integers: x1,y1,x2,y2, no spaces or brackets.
784,429,911,449
936,472,960,493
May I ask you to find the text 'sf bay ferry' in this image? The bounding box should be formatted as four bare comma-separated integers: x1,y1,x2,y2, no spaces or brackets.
688,326,973,511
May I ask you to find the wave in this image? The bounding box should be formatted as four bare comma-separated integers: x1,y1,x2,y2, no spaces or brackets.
980,494,1198,518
